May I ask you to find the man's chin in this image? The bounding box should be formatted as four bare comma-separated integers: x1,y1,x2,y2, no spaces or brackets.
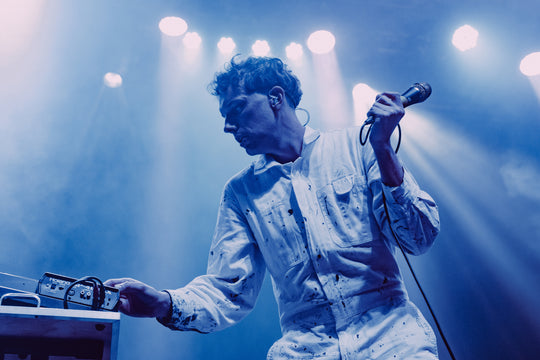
243,146,261,156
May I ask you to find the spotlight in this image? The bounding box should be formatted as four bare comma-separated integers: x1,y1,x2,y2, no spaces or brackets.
307,30,336,54
286,42,303,60
520,52,540,76
159,16,188,37
352,83,377,125
183,32,202,49
452,24,478,52
103,72,122,88
217,37,236,54
252,40,270,57
352,83,377,103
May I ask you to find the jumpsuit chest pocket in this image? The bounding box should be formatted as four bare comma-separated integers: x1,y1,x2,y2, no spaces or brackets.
257,202,308,276
316,174,372,247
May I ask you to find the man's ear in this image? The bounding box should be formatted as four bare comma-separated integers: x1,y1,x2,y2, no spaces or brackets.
268,86,285,109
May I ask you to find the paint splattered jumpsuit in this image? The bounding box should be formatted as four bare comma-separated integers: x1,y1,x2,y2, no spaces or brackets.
159,126,440,359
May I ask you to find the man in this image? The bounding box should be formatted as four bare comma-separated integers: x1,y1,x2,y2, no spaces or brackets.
106,56,440,359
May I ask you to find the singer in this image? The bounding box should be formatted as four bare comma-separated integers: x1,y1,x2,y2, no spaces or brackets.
106,56,440,359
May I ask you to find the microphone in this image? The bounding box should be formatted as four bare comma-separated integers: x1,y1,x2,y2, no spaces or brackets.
364,82,432,125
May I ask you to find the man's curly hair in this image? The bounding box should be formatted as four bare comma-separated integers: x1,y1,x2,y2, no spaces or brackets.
209,56,303,108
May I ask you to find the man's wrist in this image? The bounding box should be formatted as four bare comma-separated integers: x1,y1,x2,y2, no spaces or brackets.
156,290,173,319
370,141,404,187
370,140,393,153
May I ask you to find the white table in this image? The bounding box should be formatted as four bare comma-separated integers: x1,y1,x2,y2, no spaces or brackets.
0,305,120,360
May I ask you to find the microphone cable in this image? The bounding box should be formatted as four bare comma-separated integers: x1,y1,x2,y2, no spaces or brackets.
382,192,456,360
360,121,402,153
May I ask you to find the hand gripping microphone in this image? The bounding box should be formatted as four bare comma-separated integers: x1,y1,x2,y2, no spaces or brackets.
364,82,432,125
360,82,432,151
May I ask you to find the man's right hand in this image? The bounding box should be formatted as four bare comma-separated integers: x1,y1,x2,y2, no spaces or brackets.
104,278,171,318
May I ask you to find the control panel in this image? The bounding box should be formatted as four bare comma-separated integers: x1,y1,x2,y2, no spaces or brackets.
37,273,119,311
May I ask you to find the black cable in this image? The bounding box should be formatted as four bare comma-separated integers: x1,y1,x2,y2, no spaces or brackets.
359,121,371,146
382,192,456,360
85,276,106,310
63,276,106,311
359,122,402,153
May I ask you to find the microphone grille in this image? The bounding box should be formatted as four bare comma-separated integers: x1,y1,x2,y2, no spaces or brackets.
415,82,432,99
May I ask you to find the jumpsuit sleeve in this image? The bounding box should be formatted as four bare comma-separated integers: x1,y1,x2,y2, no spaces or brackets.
362,139,440,255
158,181,266,333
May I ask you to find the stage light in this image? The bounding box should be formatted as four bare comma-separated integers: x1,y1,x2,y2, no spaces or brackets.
183,32,202,49
252,40,270,56
352,83,377,103
352,83,378,125
452,24,478,51
307,30,336,54
217,37,236,55
0,0,46,68
103,72,122,88
311,50,349,129
520,52,540,76
159,16,188,37
286,42,303,60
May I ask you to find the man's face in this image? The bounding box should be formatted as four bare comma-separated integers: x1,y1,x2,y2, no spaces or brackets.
219,86,277,156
